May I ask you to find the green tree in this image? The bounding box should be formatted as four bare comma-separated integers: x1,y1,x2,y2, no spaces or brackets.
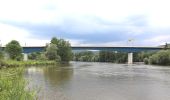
5,40,23,60
75,51,96,62
0,51,3,60
149,50,170,65
45,44,58,60
164,42,168,50
99,51,115,62
28,52,41,60
51,37,72,62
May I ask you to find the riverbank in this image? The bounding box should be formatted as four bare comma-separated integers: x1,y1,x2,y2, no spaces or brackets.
0,60,57,68
0,67,36,100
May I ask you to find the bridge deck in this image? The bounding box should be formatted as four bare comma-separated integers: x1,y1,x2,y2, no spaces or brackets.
1,46,165,53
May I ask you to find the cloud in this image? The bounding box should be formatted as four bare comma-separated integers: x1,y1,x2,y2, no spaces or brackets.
0,23,50,46
0,0,170,46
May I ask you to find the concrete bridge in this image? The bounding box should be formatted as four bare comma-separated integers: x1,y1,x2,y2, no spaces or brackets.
22,46,163,53
1,46,164,63
21,46,164,64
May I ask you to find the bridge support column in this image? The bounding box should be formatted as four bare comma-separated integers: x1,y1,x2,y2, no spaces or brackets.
128,52,133,64
23,53,28,61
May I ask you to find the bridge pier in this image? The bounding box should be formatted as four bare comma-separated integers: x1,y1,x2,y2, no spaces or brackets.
23,53,28,61
128,52,133,64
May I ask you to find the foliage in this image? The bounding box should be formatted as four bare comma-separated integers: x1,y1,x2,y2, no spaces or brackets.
99,51,115,62
133,51,155,62
73,51,128,63
143,58,149,64
74,51,98,62
28,52,40,60
28,52,47,61
51,37,72,62
45,44,58,60
0,51,4,60
0,67,36,100
149,50,170,65
0,60,56,68
164,43,168,50
5,40,23,60
99,51,127,63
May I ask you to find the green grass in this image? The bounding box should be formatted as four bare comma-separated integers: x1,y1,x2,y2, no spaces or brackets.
0,67,36,100
0,60,57,99
0,60,56,68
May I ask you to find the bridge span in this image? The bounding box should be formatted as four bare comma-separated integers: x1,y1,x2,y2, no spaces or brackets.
1,46,165,64
22,46,163,53
20,46,164,64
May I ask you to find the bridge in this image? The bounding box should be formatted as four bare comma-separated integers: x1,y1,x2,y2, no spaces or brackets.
1,46,165,64
20,46,164,64
22,46,163,53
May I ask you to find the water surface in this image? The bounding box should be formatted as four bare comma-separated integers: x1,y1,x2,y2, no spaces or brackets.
25,62,170,100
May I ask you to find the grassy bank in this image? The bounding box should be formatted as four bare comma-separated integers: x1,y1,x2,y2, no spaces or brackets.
0,67,36,100
0,60,57,68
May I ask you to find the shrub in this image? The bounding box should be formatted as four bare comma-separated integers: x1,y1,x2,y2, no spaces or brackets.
149,50,170,65
0,67,36,100
5,40,23,60
144,58,149,64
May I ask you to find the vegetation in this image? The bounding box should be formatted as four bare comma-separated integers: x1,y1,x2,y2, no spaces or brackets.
148,50,170,65
28,37,72,63
5,40,23,60
45,43,59,60
0,51,4,60
0,60,56,68
0,37,72,99
51,37,72,63
74,51,99,62
28,52,40,60
133,51,155,62
73,51,162,64
99,51,127,63
73,51,128,63
0,67,36,100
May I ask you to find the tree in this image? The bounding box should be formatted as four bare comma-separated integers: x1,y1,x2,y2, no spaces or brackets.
28,52,41,60
99,51,115,62
5,40,23,60
51,37,72,62
149,50,170,65
74,51,96,62
45,44,58,60
164,42,168,50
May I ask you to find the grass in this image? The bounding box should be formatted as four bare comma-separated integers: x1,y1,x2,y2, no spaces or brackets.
0,60,56,68
0,59,57,99
0,67,36,100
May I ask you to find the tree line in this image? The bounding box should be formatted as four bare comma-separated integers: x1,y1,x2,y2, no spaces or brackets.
73,50,170,65
73,51,128,63
0,37,72,63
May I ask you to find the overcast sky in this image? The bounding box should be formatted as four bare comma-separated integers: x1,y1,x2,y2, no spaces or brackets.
0,0,170,46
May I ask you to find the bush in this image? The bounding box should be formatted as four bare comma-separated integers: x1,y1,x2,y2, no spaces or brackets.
144,58,149,64
5,40,23,60
0,51,4,59
0,67,36,100
51,37,72,62
149,50,170,65
45,44,58,60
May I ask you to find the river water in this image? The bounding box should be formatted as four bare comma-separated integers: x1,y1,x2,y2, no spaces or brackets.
24,62,170,100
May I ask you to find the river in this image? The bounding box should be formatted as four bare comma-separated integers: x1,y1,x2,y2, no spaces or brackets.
24,62,170,100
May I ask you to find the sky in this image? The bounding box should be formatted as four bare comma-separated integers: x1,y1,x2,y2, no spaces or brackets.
0,0,170,47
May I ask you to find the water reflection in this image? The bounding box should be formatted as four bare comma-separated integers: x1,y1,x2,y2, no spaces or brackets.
43,64,73,87
25,62,170,100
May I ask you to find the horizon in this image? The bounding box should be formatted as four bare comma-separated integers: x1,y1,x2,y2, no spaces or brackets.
0,0,170,47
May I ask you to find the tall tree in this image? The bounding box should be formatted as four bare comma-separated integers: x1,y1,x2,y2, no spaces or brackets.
5,40,23,60
164,42,168,50
51,37,72,62
45,43,58,60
